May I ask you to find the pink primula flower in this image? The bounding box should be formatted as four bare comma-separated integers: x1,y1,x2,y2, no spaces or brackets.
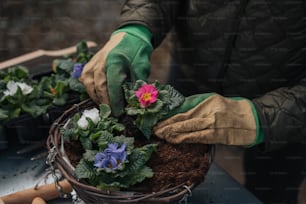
135,84,158,108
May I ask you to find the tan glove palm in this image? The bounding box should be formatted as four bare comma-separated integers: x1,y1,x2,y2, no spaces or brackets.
154,94,261,146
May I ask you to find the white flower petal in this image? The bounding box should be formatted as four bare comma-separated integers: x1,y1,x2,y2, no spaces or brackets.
77,116,89,130
17,82,33,95
4,81,33,96
82,108,100,124
77,108,101,130
6,81,18,96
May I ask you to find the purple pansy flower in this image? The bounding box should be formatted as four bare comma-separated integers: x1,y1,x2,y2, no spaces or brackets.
94,143,127,172
71,63,85,78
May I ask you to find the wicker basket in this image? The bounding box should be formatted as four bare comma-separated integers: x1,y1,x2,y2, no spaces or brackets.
47,99,215,204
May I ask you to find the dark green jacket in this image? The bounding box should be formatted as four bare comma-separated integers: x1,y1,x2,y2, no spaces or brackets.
118,0,306,151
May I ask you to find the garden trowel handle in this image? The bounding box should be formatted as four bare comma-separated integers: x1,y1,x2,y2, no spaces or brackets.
0,180,72,204
31,197,46,204
0,41,97,70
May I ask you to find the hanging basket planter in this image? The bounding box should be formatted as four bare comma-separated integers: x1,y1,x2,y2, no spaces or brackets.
47,99,215,203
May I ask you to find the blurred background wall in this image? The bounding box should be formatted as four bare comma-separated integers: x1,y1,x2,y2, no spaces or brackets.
1,0,121,60
0,0,170,82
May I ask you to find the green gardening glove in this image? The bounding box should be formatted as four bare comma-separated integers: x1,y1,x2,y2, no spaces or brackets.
154,93,264,146
80,25,153,116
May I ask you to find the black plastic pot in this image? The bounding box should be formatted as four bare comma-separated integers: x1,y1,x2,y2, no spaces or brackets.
4,95,81,145
4,112,51,145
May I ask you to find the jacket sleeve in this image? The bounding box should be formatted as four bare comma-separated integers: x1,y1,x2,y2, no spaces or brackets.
252,78,306,152
118,0,183,47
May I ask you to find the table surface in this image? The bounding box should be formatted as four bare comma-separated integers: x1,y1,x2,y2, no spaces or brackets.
0,144,263,204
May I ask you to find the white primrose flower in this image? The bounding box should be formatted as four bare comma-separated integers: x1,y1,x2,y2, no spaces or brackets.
77,108,100,130
4,80,33,96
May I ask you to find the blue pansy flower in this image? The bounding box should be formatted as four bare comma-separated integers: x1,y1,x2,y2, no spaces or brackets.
94,143,127,172
71,63,85,78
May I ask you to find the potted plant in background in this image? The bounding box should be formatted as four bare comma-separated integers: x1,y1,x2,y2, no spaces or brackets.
0,41,93,147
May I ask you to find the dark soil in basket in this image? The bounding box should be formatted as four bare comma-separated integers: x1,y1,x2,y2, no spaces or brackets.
64,116,211,193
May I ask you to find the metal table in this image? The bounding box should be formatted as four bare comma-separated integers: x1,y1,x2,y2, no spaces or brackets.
0,143,262,204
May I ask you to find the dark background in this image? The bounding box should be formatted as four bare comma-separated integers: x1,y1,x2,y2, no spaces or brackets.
0,1,305,202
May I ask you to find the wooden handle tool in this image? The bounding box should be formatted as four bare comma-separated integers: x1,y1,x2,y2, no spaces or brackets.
31,197,46,204
0,41,97,70
0,180,72,204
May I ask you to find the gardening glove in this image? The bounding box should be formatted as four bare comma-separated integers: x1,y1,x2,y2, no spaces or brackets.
154,93,264,146
80,25,153,116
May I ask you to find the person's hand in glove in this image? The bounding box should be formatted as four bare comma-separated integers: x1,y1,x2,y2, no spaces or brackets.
80,25,153,116
154,93,264,146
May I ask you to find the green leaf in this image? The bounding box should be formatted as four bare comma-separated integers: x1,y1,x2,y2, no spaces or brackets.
83,150,98,162
133,80,146,90
111,123,125,133
72,113,81,121
54,59,74,75
125,107,145,116
60,126,76,140
118,144,157,177
137,144,157,163
146,99,163,113
99,104,111,119
97,181,122,190
76,41,88,55
75,159,96,180
6,66,30,81
79,128,90,138
53,93,68,106
79,93,89,101
68,78,86,93
55,80,69,96
21,103,49,118
163,84,185,111
136,114,158,139
10,87,26,104
89,131,103,141
118,166,154,188
0,109,8,120
86,118,97,132
7,108,21,120
80,136,92,150
35,98,51,106
97,131,115,149
112,136,134,152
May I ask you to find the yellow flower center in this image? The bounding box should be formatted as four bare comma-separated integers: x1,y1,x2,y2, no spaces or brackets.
142,93,152,101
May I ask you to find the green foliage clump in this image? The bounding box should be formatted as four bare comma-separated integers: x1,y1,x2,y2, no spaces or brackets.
61,104,157,190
